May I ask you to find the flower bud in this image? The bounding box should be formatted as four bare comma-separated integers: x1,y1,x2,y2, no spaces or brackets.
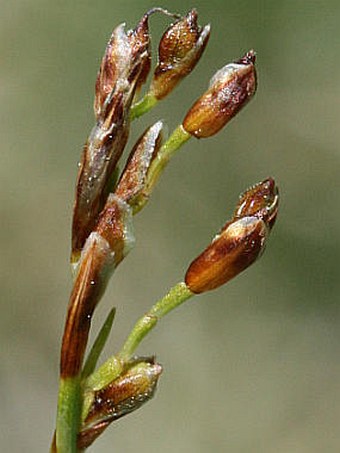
182,50,256,138
94,15,150,118
150,9,210,100
94,24,130,119
115,121,164,211
72,95,130,261
72,16,150,260
185,178,278,293
78,359,162,449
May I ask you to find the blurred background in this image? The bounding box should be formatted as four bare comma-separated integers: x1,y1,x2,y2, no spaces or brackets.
1,0,340,451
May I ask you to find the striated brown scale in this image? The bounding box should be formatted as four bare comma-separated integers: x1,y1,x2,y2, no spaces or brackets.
234,177,279,229
184,177,279,294
128,13,151,90
150,9,210,99
182,54,256,138
78,361,162,449
60,239,108,377
95,199,125,264
158,10,200,70
115,121,163,209
185,218,266,293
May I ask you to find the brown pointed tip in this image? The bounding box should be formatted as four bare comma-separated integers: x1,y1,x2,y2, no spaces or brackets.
186,8,198,24
234,177,279,229
131,12,149,39
235,49,256,65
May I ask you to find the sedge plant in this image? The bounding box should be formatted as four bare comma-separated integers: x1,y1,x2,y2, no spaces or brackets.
51,8,279,452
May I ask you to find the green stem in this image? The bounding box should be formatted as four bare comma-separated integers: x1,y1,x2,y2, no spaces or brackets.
131,125,191,214
57,126,191,446
119,282,193,360
130,92,158,120
57,101,191,448
86,282,193,393
56,376,82,453
147,125,191,189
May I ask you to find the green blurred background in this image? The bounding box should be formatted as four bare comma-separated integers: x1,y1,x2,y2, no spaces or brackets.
1,0,340,451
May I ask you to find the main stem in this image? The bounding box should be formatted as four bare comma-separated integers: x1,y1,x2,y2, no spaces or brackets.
56,376,82,453
55,115,191,451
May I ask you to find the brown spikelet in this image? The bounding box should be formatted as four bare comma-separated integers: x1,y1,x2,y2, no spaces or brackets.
183,50,256,138
78,360,162,449
72,16,151,261
150,9,210,99
185,178,278,293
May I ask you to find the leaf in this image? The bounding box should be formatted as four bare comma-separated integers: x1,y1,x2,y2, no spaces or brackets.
82,308,116,379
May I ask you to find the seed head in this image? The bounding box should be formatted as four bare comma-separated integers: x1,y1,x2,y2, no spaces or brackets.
150,9,210,99
185,178,278,293
182,50,256,138
78,359,162,449
115,121,164,211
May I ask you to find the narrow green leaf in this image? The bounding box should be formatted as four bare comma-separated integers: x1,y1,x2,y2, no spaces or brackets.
82,308,116,379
